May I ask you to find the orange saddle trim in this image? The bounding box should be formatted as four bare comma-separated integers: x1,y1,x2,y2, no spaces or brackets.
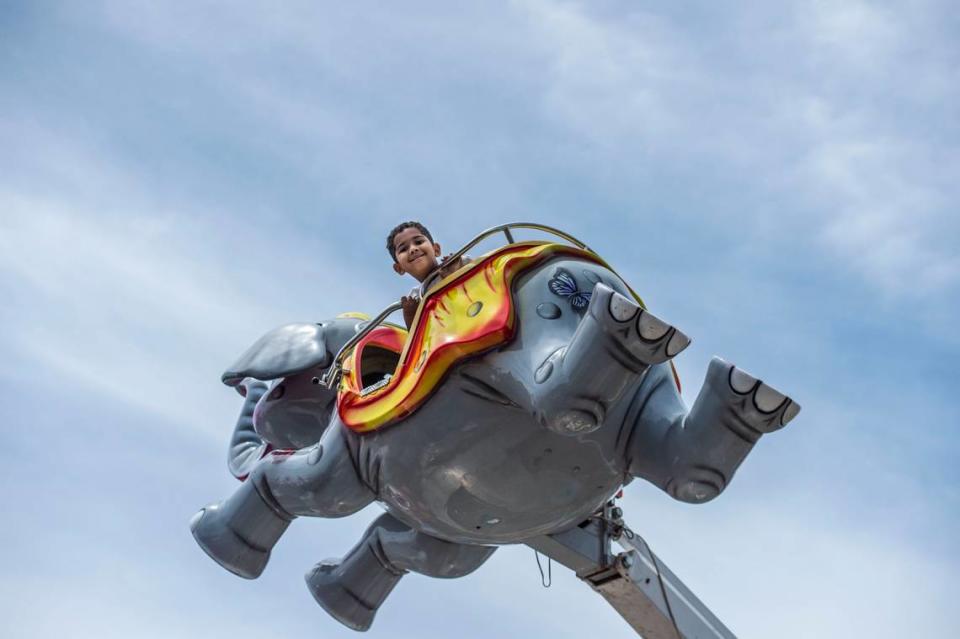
337,242,605,433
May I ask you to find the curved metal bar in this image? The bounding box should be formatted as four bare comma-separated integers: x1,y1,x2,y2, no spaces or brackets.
321,222,595,389
418,222,593,297
319,301,403,388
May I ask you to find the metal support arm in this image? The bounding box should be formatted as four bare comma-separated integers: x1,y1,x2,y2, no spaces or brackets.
525,508,736,639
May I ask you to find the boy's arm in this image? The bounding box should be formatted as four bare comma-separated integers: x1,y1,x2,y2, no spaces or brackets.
400,295,418,329
438,253,471,278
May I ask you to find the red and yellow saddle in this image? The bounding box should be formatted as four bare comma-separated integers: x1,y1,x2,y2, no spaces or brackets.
337,242,606,433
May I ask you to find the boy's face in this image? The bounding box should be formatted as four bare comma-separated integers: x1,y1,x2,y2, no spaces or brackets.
392,226,442,281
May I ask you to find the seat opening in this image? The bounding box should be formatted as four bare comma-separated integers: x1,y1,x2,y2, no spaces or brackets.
359,345,402,389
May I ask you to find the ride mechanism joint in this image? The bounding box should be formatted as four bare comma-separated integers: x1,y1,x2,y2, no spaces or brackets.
526,500,735,639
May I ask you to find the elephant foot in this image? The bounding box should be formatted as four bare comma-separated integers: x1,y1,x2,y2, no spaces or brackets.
189,478,291,579
661,357,801,504
587,284,691,368
724,359,801,434
304,550,405,631
534,283,690,435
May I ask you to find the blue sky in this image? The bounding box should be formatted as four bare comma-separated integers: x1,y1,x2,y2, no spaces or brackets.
1,2,957,637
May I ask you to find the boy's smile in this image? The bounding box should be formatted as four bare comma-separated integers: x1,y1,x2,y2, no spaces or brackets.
392,227,442,281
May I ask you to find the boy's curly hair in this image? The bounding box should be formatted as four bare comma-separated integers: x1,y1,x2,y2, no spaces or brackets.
386,221,433,262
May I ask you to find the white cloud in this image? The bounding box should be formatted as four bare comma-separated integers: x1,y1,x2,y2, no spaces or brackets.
512,0,960,299
0,122,388,438
600,486,959,638
801,0,901,69
780,91,960,297
1,5,957,638
513,0,686,150
83,0,959,303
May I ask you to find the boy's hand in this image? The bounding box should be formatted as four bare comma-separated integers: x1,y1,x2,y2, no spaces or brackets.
400,295,419,329
438,253,465,278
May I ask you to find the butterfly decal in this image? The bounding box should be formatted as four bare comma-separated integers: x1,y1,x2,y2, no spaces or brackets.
548,268,592,310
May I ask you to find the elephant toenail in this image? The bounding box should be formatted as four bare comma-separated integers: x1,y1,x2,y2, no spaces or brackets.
666,330,691,357
608,292,638,322
637,310,671,340
754,383,787,413
729,367,758,394
781,401,802,425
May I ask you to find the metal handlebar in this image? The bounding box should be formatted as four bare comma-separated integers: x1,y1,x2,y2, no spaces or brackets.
319,222,594,389
318,301,403,388
418,222,591,297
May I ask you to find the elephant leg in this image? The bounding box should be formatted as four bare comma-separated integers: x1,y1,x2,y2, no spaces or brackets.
533,282,690,435
627,358,801,503
190,420,374,579
305,513,496,631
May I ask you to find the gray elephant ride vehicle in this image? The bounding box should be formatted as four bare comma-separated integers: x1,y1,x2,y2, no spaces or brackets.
190,222,800,636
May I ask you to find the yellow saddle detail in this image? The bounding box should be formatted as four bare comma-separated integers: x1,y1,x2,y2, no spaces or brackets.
337,242,604,433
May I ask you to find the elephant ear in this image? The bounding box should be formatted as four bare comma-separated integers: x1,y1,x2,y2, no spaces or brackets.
221,322,331,386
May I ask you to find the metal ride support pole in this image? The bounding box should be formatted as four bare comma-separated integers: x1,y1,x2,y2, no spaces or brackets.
526,505,736,639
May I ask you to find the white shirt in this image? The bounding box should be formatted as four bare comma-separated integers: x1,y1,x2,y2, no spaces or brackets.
407,255,472,300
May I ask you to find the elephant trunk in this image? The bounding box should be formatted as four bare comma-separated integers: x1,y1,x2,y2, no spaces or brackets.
227,378,270,480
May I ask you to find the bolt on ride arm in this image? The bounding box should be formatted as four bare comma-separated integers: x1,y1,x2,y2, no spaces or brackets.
525,502,736,639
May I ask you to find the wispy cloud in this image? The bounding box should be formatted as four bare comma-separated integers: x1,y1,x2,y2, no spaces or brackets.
796,121,958,296
0,119,388,437
514,0,687,150
514,0,960,299
1,3,957,638
84,0,960,303
615,489,958,637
